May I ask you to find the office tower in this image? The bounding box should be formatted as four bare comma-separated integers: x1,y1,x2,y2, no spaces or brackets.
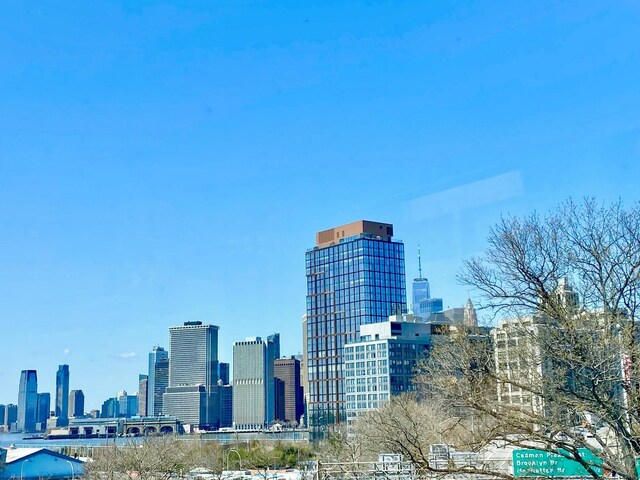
56,364,70,427
163,321,220,429
138,376,148,416
0,405,5,431
127,394,138,417
3,404,18,431
412,247,444,319
305,220,407,431
274,357,304,425
267,333,281,360
274,377,285,423
232,335,277,429
219,383,233,428
219,362,230,386
411,246,430,312
36,393,50,430
69,390,85,418
17,370,38,432
420,297,444,317
344,315,432,424
153,357,169,416
148,346,169,416
101,397,118,418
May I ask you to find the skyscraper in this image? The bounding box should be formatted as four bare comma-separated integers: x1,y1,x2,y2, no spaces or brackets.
219,383,233,428
163,321,220,429
17,370,38,432
56,364,70,427
138,376,148,416
148,346,169,416
411,246,430,312
274,357,304,425
232,335,278,429
36,392,50,429
305,220,407,432
69,389,85,418
412,247,443,319
3,404,18,431
218,362,230,386
267,333,281,360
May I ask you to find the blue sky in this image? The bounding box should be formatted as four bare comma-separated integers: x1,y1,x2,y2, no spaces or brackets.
1,0,639,410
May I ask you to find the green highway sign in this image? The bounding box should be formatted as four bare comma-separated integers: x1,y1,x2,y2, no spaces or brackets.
513,449,603,478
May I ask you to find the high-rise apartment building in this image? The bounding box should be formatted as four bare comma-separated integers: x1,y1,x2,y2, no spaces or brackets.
274,357,304,425
56,364,70,427
69,389,85,418
344,315,432,424
17,370,38,432
36,393,50,429
148,346,169,416
305,220,407,431
163,321,220,429
232,335,278,429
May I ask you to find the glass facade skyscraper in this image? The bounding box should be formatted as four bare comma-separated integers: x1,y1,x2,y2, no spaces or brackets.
411,246,430,312
17,370,38,432
411,247,444,318
148,346,169,416
412,277,430,312
56,364,70,427
69,389,85,418
36,392,50,429
305,220,406,432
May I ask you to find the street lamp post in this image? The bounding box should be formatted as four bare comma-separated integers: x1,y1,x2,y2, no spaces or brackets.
225,448,242,471
20,459,32,480
66,460,75,480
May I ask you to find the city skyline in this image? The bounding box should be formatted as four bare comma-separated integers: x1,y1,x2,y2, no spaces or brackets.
1,0,639,409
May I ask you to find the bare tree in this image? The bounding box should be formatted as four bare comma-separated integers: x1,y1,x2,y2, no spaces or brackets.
187,441,227,480
86,437,192,480
416,199,640,480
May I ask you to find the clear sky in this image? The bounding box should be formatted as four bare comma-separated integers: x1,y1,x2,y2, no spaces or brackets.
1,0,639,411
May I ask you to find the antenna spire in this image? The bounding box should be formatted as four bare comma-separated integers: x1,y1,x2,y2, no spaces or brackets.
418,244,423,278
